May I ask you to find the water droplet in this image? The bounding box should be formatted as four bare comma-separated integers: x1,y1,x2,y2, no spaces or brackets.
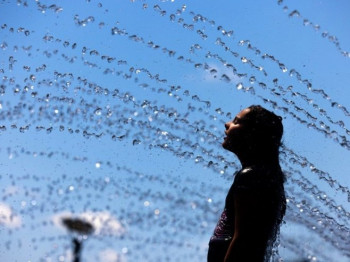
249,76,256,83
238,40,246,46
289,10,300,18
133,139,141,145
210,69,217,74
94,108,102,115
303,19,310,26
30,74,36,81
195,156,203,162
220,74,230,82
215,108,223,115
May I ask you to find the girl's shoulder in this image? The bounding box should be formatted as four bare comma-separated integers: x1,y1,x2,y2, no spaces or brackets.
233,165,283,191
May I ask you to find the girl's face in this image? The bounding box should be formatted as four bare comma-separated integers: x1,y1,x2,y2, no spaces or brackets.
222,108,251,152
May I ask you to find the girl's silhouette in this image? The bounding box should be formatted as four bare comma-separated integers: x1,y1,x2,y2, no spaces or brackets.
208,105,286,262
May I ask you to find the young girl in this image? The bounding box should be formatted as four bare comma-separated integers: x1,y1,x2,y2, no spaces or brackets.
208,105,286,262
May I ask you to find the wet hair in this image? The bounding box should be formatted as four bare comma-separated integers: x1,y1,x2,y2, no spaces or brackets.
244,105,286,255
243,105,284,168
244,105,286,182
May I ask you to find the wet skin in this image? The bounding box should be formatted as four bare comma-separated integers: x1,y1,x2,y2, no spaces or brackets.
222,108,251,156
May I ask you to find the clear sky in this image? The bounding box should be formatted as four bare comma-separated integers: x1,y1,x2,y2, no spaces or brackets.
0,0,350,261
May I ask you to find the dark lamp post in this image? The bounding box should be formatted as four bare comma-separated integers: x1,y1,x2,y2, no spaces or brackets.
62,217,94,262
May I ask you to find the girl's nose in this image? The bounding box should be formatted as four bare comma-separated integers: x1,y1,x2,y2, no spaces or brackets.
225,122,229,129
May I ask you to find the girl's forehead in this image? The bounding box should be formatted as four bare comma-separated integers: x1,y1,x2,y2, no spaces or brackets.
236,108,251,119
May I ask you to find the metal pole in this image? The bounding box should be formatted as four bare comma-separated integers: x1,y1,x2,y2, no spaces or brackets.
72,237,82,262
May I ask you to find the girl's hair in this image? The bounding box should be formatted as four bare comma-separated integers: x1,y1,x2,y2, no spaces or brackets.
244,105,284,171
244,105,283,157
244,105,286,257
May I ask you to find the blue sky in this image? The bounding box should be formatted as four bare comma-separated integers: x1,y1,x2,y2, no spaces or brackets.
0,0,350,261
